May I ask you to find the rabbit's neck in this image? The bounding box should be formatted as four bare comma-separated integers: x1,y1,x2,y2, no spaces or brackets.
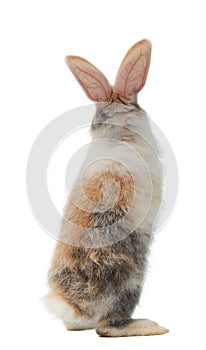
92,111,158,151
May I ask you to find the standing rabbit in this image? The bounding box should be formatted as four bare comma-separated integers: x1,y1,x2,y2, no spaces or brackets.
44,39,169,337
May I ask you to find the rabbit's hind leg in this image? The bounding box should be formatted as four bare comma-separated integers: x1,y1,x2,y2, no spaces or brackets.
95,290,168,337
43,293,96,331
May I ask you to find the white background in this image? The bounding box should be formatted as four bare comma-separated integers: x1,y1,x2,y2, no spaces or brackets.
1,0,206,349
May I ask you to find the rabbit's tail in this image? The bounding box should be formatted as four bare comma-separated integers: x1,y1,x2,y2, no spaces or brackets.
42,293,96,330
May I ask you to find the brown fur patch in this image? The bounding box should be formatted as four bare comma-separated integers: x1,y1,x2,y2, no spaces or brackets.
63,167,134,228
82,170,134,209
64,200,91,228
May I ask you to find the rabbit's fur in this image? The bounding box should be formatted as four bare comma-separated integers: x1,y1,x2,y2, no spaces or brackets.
44,40,168,337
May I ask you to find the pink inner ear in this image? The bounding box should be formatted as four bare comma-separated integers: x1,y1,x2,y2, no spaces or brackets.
114,39,151,102
65,56,112,102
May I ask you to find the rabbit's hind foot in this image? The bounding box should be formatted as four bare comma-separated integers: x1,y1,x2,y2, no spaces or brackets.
96,318,169,337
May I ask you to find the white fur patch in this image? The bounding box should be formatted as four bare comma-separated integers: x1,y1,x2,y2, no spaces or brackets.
43,294,95,329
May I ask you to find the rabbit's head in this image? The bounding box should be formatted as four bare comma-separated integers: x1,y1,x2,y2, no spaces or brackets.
65,39,151,138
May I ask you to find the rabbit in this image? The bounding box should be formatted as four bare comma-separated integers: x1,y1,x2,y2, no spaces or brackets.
43,39,169,337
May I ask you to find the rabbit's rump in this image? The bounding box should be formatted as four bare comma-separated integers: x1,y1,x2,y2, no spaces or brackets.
46,227,151,324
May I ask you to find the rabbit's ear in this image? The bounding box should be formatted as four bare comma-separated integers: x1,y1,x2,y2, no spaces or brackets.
65,56,112,102
114,39,151,103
